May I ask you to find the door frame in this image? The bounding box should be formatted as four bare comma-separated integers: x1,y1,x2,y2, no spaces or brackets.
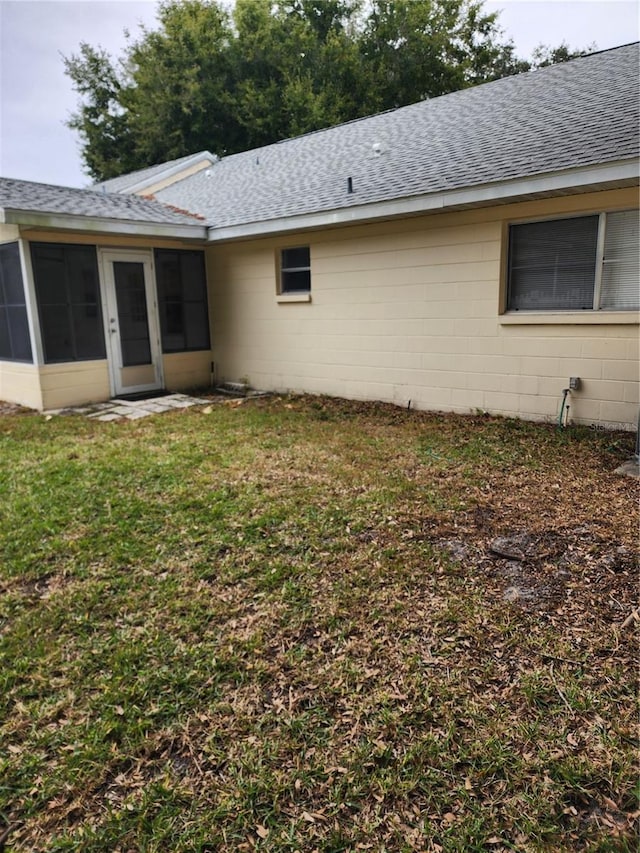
98,248,165,397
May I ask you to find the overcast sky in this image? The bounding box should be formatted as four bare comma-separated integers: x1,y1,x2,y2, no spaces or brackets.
0,0,638,188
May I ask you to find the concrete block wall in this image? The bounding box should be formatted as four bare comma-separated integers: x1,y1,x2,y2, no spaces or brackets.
207,187,639,429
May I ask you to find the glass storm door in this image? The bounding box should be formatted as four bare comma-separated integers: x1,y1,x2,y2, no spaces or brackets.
101,250,164,397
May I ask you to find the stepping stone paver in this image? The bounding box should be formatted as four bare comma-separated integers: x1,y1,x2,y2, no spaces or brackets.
45,393,210,422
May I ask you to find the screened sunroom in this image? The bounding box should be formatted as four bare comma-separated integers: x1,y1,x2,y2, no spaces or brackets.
0,184,211,410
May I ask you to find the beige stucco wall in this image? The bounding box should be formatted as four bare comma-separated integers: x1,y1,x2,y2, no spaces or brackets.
0,362,43,409
163,351,213,392
40,361,111,410
207,187,639,429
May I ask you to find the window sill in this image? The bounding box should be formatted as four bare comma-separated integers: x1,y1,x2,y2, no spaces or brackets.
500,311,639,325
162,347,212,354
277,292,311,304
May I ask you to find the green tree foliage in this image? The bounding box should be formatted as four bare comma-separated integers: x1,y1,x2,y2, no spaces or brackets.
359,0,500,110
64,44,137,180
65,0,592,181
531,40,596,68
122,1,240,161
231,0,365,147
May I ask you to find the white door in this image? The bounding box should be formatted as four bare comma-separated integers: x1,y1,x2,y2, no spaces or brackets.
100,249,164,397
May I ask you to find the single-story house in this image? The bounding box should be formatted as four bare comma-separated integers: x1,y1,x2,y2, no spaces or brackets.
1,43,638,426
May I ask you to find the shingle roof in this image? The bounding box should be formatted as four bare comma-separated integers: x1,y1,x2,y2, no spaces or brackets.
94,151,215,194
0,176,205,226
152,43,639,229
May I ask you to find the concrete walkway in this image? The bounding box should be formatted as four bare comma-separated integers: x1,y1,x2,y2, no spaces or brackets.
45,393,210,422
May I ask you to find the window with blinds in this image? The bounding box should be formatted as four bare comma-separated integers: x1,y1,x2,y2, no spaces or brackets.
507,211,639,312
600,210,640,310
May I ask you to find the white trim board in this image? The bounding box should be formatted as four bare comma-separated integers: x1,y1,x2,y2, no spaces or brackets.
205,160,639,242
0,209,207,240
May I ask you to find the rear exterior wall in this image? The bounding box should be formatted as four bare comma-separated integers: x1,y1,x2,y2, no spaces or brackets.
206,187,639,429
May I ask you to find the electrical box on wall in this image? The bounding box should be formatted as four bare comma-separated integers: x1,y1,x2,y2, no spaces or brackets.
569,377,581,391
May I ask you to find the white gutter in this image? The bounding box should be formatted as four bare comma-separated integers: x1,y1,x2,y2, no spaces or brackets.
0,208,208,240
206,159,639,242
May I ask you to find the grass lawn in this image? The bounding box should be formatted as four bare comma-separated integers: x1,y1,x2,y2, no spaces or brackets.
0,395,638,852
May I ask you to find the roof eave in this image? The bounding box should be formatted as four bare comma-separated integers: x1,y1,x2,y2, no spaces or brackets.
205,158,640,243
0,208,208,240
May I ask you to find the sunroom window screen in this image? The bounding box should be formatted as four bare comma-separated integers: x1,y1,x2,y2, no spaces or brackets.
508,216,599,310
600,210,640,310
31,243,105,363
155,250,209,352
0,242,32,362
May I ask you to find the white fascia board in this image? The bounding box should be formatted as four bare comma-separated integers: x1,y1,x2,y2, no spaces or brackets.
2,209,208,240
124,153,217,194
206,158,639,243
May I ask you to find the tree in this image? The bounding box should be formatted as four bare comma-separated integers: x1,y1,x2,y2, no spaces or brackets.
121,0,240,162
231,0,366,148
63,44,136,180
358,0,505,112
531,41,595,68
64,0,593,182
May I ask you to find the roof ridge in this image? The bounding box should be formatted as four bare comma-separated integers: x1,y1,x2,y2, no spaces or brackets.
0,175,210,228
214,42,639,164
151,41,638,231
0,175,108,195
570,40,639,59
0,175,175,205
88,42,640,187
94,151,216,189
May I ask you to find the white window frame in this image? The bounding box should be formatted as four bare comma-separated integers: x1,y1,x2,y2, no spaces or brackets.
279,246,311,296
